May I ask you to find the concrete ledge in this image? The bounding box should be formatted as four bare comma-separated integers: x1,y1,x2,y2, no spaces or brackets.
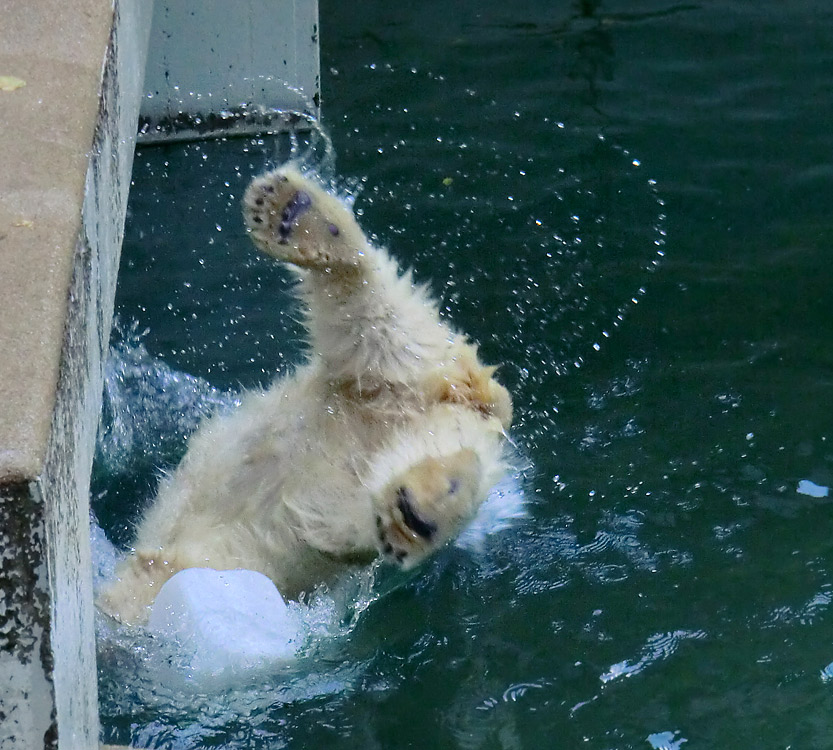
0,4,108,482
0,0,152,747
140,0,320,142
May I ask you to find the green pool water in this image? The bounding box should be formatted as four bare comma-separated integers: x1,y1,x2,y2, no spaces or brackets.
95,1,833,747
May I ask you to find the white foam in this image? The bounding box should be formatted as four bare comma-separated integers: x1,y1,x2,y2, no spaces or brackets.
646,730,688,749
456,471,528,553
147,568,303,679
90,517,119,593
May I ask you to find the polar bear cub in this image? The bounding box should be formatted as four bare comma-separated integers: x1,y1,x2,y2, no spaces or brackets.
98,165,513,625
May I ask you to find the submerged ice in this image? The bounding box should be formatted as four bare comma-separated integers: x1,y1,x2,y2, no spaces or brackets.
147,568,302,678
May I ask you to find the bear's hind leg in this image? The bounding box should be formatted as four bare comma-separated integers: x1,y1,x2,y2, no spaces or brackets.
366,403,509,569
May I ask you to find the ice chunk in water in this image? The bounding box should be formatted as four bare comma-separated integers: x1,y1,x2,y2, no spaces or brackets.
147,568,302,677
646,731,687,749
797,479,829,498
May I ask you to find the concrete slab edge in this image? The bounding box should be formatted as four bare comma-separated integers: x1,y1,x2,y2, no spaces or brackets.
0,1,152,747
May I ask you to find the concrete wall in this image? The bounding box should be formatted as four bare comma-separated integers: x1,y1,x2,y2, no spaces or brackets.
0,0,153,747
0,0,318,746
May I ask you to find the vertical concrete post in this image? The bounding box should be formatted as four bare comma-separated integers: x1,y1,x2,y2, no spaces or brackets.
0,1,153,747
140,0,320,142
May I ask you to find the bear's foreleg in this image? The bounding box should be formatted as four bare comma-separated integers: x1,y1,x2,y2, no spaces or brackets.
244,165,457,390
365,407,508,569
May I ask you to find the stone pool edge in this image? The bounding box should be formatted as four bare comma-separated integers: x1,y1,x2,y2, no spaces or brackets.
0,1,152,747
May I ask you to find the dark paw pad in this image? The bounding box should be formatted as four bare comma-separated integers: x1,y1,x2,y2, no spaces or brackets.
277,190,313,242
396,487,438,540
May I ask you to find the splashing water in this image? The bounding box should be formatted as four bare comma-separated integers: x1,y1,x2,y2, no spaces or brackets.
93,324,530,747
98,79,667,747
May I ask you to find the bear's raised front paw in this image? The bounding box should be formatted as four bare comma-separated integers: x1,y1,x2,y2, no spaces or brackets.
373,449,482,569
243,165,365,270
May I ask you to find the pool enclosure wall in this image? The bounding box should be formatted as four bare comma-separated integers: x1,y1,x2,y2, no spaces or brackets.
0,1,319,747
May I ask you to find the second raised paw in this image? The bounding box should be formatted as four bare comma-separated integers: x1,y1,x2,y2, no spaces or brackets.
372,449,482,568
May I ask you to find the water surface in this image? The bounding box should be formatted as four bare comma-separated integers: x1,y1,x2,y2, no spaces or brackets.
96,1,833,747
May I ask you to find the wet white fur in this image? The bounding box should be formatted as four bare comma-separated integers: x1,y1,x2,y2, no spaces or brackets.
98,166,512,625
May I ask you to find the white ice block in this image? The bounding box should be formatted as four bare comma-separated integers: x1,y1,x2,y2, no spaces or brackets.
797,479,830,498
147,568,302,677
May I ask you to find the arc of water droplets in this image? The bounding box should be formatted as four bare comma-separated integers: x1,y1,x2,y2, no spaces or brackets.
571,133,667,371
262,111,669,376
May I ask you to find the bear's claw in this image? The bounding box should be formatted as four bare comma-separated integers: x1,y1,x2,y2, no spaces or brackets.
396,487,437,540
373,449,483,570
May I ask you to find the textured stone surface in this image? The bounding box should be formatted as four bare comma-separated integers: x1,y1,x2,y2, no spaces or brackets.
0,481,53,747
0,0,111,482
0,0,152,747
